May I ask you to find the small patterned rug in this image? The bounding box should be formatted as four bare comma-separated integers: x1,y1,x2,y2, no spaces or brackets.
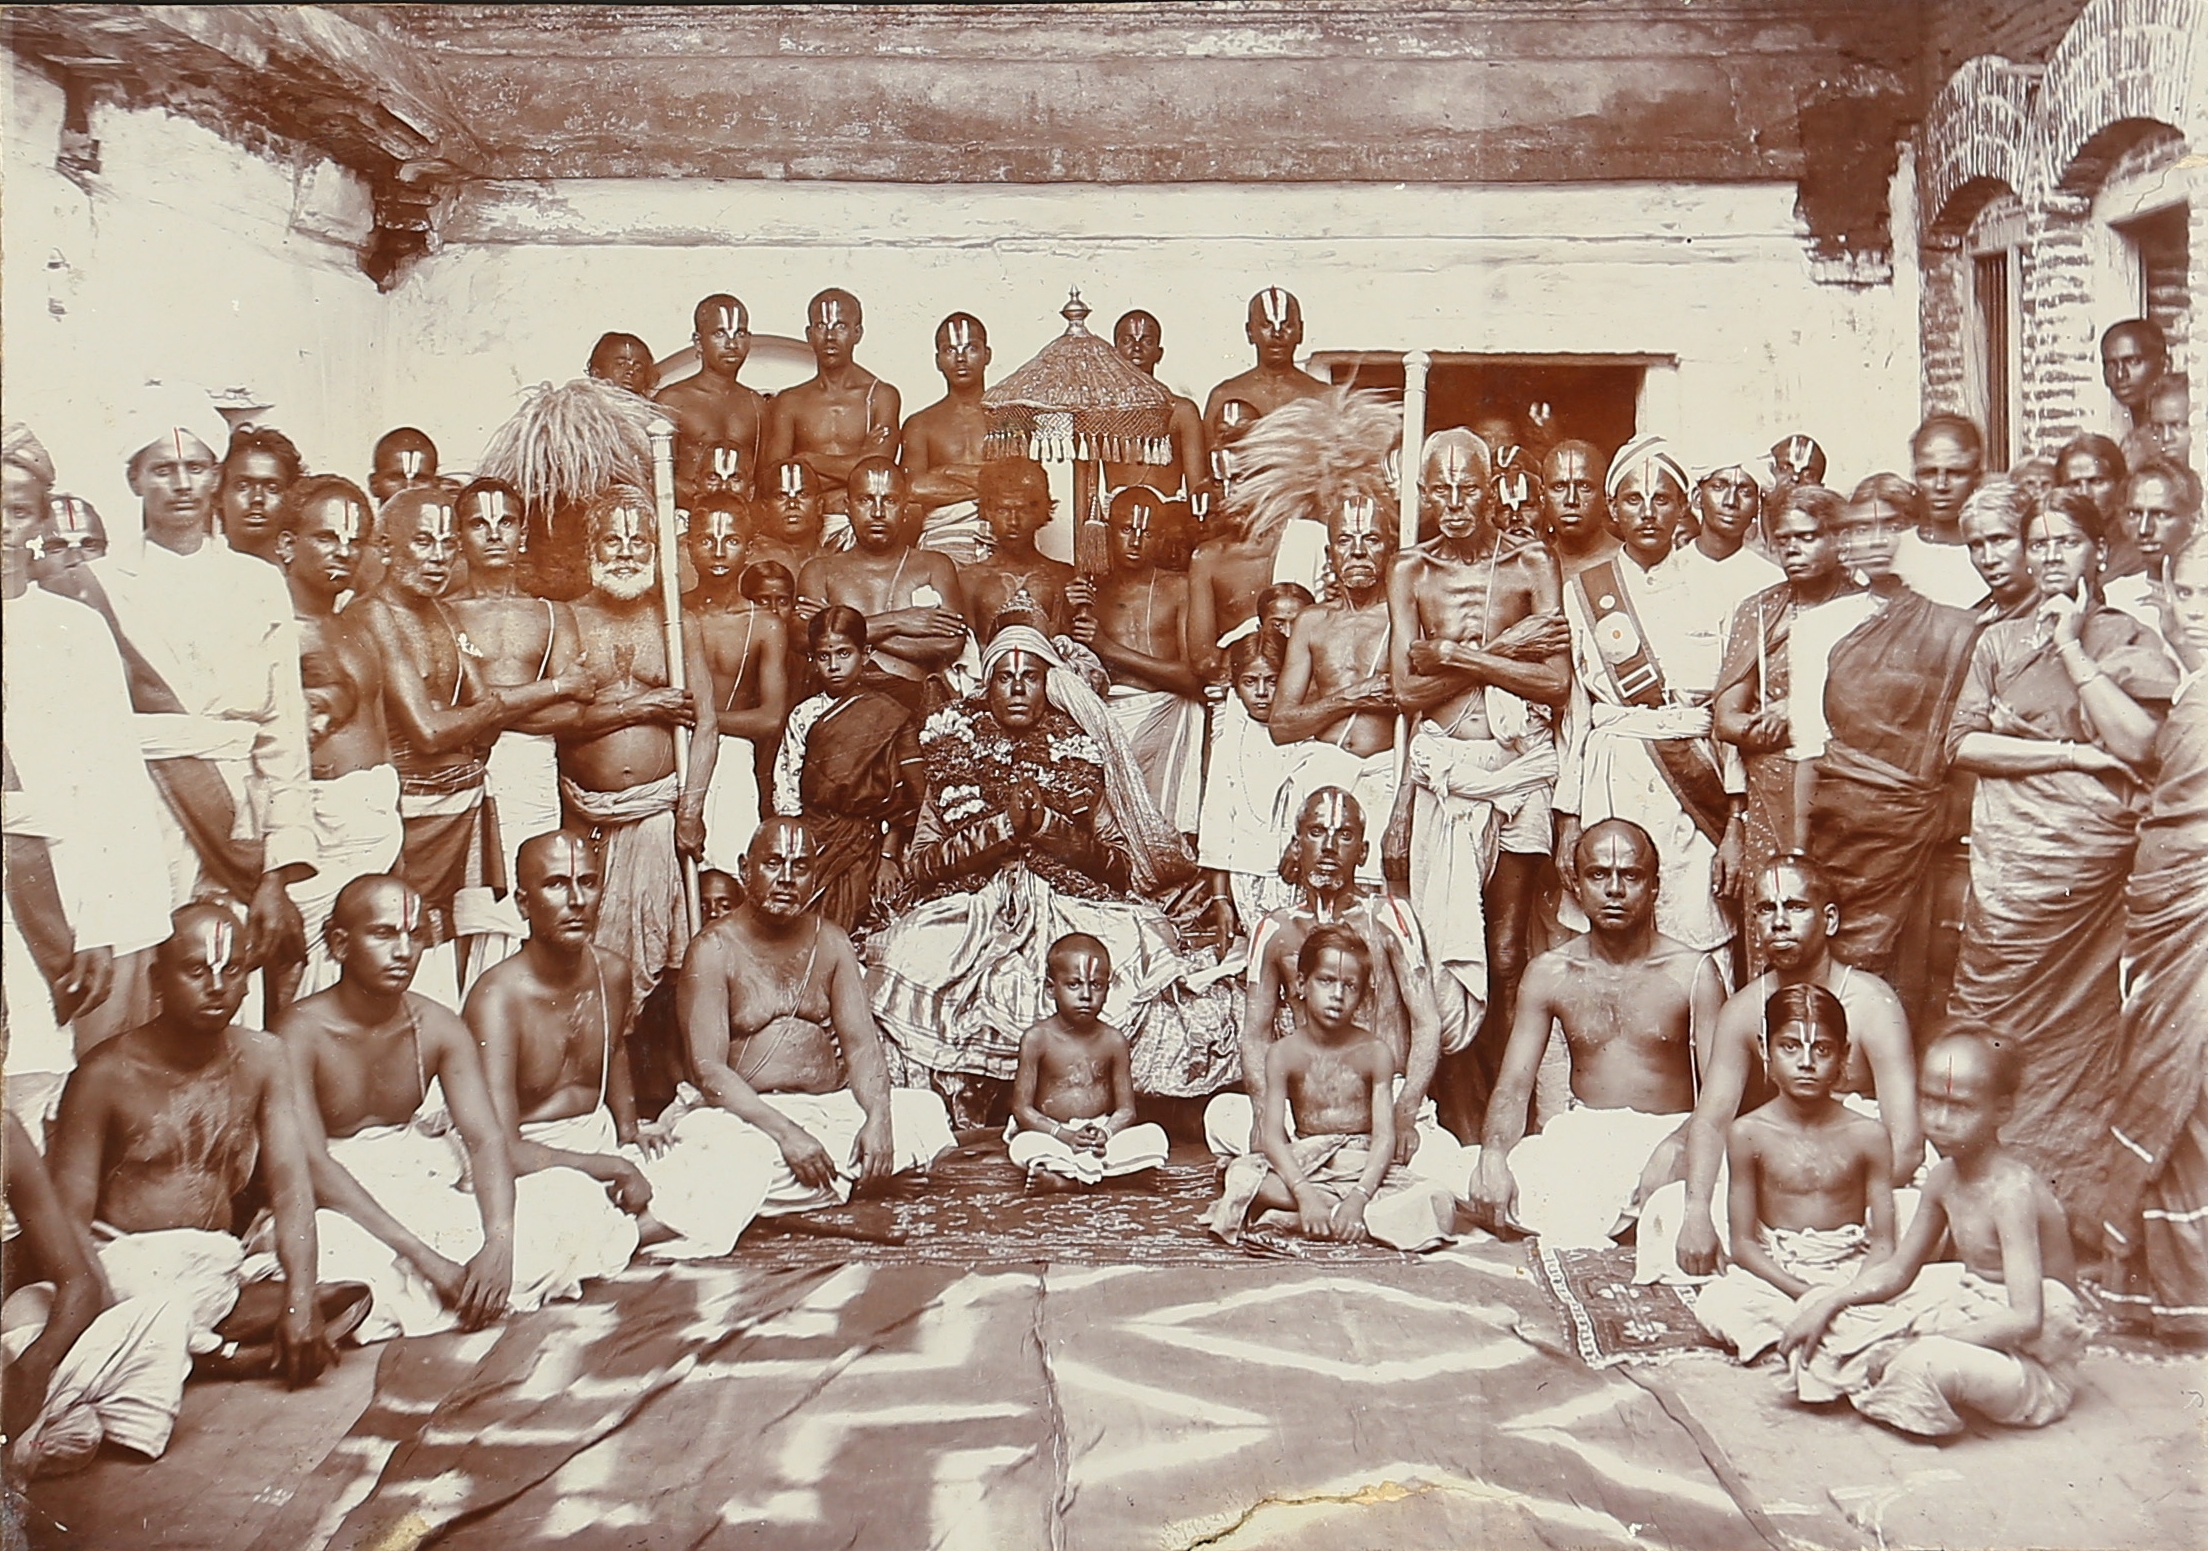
1532,1242,1722,1368
723,1134,1464,1267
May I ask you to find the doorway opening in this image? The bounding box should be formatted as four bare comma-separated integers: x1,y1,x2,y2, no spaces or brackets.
1307,352,1656,461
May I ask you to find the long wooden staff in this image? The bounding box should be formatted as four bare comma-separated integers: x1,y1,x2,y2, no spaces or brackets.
649,418,701,936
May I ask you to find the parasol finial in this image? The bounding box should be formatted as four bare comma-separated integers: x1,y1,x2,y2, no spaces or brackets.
1060,289,1093,333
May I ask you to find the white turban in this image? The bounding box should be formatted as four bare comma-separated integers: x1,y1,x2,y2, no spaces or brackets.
1690,437,1774,489
1605,434,1690,501
124,380,227,466
3,423,56,486
976,626,1193,894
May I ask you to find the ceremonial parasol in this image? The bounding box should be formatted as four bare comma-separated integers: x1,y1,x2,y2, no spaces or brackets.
983,289,1174,575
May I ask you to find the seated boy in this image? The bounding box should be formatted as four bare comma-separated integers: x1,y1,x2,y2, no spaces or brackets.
1778,1029,2085,1438
1204,925,1455,1251
1691,985,1895,1362
1005,933,1168,1188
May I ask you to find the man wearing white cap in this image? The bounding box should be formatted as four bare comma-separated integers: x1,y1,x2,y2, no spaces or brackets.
1672,439,1783,622
1553,435,1745,953
47,387,319,1017
3,423,174,1117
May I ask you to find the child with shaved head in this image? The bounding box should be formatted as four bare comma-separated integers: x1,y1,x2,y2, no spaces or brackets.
1691,984,1895,1362
1780,1029,2085,1436
1006,934,1167,1188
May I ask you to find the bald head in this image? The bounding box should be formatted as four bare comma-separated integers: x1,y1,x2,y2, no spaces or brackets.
370,427,437,504
1575,817,1657,872
516,828,598,890
329,873,420,938
156,902,245,971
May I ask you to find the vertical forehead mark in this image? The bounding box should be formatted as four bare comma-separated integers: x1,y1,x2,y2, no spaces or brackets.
1316,790,1347,830
173,428,186,465
943,317,980,349
776,462,809,498
815,296,852,327
560,832,587,878
209,915,236,968
704,508,742,540
333,502,366,544
1257,287,1293,326
55,498,93,536
708,303,744,335
712,446,743,481
422,502,458,542
397,448,427,478
399,889,421,933
608,506,652,543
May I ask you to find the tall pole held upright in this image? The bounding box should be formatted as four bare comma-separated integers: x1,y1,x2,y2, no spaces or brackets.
648,417,701,937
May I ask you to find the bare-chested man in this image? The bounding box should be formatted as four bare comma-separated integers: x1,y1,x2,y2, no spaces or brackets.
1390,429,1571,1076
368,427,437,507
897,312,994,564
448,477,583,926
1640,854,1923,1283
1184,473,1286,684
1470,819,1726,1245
795,459,967,712
1204,288,1329,439
688,496,791,873
276,475,402,1000
761,289,901,511
1106,309,1212,508
467,830,772,1257
357,486,593,1000
961,457,1076,638
1203,788,1475,1193
1541,438,1618,582
47,905,335,1391
1272,493,1402,880
655,294,765,506
750,458,829,578
559,486,718,1013
1089,487,1206,833
673,817,953,1213
281,874,637,1342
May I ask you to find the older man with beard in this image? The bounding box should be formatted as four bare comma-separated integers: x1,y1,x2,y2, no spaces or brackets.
558,486,718,1014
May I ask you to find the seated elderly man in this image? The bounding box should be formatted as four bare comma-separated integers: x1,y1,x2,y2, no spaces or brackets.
1204,787,1474,1196
279,874,638,1342
1468,819,1727,1246
868,627,1241,1123
33,905,349,1475
673,817,953,1212
470,830,774,1256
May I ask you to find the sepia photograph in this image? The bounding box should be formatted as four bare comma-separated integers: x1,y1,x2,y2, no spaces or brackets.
0,2,2203,1546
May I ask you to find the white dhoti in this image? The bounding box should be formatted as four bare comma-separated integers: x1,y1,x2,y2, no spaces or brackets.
701,732,762,874
1472,1104,1686,1247
661,1088,954,1216
1690,1222,1869,1362
288,765,405,997
1291,742,1399,885
562,773,687,1008
1406,722,1559,1007
1105,685,1206,835
481,732,563,958
1203,1089,1474,1201
1794,1264,2085,1435
1204,1133,1456,1252
311,1118,637,1342
916,499,988,567
1560,704,1735,950
1005,1116,1168,1185
3,1290,194,1477
520,1105,774,1260
1196,699,1313,934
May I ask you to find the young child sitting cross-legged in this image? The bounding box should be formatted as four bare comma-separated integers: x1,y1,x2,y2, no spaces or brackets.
1777,1028,2086,1438
1005,934,1169,1189
1692,985,1896,1363
1204,925,1456,1251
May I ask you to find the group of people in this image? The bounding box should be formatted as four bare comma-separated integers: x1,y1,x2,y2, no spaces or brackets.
2,285,2201,1471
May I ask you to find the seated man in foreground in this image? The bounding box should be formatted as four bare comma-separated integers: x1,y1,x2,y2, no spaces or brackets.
38,906,342,1472
1206,925,1456,1251
1639,854,1922,1283
674,817,954,1214
1470,818,1725,1246
280,874,638,1342
468,830,769,1258
1204,787,1470,1196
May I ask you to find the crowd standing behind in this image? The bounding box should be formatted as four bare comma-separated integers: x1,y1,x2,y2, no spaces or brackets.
2,295,2202,1475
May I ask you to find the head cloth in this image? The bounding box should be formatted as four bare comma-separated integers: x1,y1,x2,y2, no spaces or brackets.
1690,433,1773,488
126,380,227,466
3,423,56,487
1605,434,1689,502
977,625,1193,893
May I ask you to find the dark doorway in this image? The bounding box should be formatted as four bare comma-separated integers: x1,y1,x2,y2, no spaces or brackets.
1311,353,1652,463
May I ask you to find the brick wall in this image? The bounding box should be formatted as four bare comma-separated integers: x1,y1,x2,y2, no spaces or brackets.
1916,0,2204,468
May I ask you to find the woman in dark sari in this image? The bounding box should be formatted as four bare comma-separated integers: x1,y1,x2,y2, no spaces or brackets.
1945,489,2178,1238
2094,533,2208,1340
770,605,923,933
1806,475,1988,982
